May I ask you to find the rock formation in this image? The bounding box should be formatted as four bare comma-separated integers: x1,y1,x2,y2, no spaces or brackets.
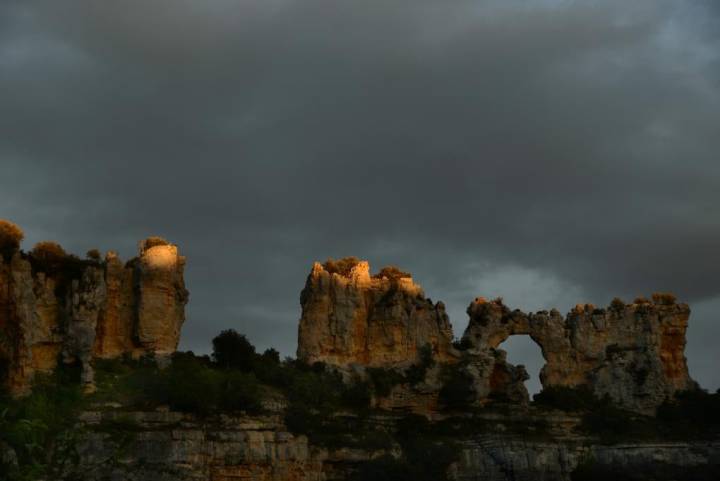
462,297,697,412
297,259,697,413
36,410,720,481
297,260,455,367
0,239,188,395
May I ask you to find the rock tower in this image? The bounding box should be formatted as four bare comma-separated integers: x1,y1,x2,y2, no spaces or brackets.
0,238,188,395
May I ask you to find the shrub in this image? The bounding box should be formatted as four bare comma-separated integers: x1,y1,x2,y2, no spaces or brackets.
323,256,361,276
347,414,459,481
0,220,23,257
0,366,84,480
633,296,650,304
251,352,286,386
163,355,221,415
285,369,343,411
405,344,434,385
141,236,170,251
533,386,600,412
579,404,650,443
30,241,67,264
29,243,88,288
341,376,372,410
367,367,405,397
349,455,407,481
439,367,475,409
86,249,102,261
656,389,720,438
260,348,280,364
609,297,625,312
394,416,458,481
373,266,410,280
284,404,322,436
218,371,262,413
212,329,256,371
651,292,677,305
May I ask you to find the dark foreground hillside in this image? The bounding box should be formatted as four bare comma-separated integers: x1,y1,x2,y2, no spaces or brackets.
1,332,719,481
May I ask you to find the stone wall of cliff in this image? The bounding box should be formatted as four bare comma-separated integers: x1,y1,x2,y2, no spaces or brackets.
462,297,697,413
297,260,455,367
0,240,188,396
297,259,697,413
8,409,717,481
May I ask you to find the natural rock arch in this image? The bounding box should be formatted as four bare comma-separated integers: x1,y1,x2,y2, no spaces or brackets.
461,297,696,412
496,334,546,395
297,259,696,413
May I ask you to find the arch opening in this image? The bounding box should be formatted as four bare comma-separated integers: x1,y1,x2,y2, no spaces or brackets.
496,334,545,396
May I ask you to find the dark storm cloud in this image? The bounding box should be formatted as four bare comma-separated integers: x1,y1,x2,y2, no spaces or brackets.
2,0,719,390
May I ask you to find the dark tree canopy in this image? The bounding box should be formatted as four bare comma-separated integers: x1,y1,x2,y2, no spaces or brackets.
212,329,257,371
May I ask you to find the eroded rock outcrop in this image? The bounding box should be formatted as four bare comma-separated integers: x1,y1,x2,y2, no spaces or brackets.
297,259,697,413
297,260,455,367
0,239,188,395
462,297,697,412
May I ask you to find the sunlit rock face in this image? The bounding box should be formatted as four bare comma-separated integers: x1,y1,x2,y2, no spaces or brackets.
0,240,188,396
297,259,696,413
462,297,696,413
297,260,455,367
135,243,188,354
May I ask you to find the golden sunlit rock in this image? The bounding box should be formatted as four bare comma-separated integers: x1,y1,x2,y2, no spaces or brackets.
0,238,188,396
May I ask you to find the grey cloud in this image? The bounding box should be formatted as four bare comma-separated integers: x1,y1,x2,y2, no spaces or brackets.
1,0,719,389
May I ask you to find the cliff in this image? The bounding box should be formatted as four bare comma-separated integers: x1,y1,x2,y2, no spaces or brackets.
0,239,188,395
4,408,718,481
462,297,696,413
297,260,455,366
297,259,696,413
0,252,717,481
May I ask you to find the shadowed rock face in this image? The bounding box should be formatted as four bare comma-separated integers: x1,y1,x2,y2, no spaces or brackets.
297,260,696,413
462,298,697,412
297,260,455,367
0,240,188,396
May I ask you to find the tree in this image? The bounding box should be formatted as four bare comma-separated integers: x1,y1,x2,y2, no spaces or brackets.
31,241,67,263
212,329,256,371
164,356,220,415
260,348,280,364
0,220,24,256
323,256,361,276
140,236,170,253
30,241,68,274
372,266,410,280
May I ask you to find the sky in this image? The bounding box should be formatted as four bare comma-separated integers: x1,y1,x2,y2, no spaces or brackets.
1,0,719,394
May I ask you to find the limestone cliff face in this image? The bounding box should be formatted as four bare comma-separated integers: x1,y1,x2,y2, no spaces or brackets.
20,409,720,481
462,298,696,412
0,240,188,395
297,258,696,413
64,412,327,481
297,260,455,367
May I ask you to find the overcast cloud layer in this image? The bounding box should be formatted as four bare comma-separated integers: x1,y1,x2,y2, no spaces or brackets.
1,0,719,392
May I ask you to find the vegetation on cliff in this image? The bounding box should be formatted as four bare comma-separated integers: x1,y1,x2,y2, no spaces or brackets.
1,326,719,480
0,220,23,260
322,256,362,276
0,366,84,481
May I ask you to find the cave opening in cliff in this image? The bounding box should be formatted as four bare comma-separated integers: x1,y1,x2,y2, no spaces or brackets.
496,335,544,395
